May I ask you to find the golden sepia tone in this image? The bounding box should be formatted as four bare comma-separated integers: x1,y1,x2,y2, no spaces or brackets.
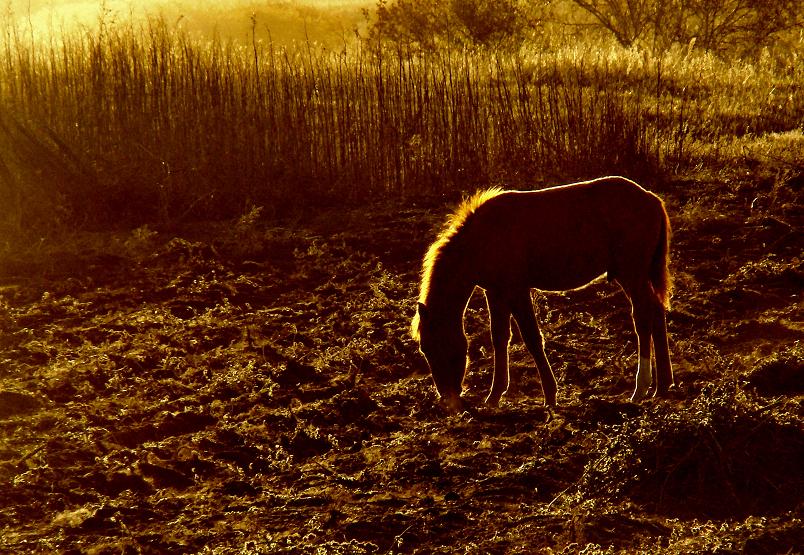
1,1,802,552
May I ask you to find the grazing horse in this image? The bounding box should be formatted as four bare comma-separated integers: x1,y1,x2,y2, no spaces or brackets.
411,176,673,411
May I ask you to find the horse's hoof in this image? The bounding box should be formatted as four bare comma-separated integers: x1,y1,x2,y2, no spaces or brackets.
653,382,676,397
442,394,465,414
630,388,650,402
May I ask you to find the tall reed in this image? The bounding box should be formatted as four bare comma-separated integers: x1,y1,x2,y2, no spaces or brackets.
0,18,799,232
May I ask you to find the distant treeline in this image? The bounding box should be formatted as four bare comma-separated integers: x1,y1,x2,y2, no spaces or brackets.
367,0,804,57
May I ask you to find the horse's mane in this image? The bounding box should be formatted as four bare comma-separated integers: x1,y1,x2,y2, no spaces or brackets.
412,187,504,339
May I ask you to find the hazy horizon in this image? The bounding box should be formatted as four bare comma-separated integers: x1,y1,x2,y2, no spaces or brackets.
6,0,372,43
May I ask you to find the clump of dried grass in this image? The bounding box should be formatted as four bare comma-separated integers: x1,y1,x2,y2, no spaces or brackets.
747,343,804,396
578,381,803,517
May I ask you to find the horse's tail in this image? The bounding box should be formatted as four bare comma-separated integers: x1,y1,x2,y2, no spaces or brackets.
650,202,672,310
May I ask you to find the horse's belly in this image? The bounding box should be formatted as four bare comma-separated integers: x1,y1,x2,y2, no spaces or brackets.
471,198,613,292
525,263,607,291
530,244,609,290
476,240,608,293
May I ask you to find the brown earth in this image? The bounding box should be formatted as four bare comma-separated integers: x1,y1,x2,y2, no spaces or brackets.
0,175,802,553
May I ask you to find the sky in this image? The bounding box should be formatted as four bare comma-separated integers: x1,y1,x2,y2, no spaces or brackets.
6,1,371,43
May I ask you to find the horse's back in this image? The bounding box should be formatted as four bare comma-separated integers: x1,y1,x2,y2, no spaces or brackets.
465,177,666,291
518,176,659,212
469,176,660,239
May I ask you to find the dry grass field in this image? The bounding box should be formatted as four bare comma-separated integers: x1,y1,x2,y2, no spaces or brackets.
0,2,802,553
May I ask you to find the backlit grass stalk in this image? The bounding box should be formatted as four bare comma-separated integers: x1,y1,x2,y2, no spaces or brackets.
0,18,799,232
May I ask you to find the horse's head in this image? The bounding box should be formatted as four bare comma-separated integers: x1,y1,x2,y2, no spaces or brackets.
413,302,468,411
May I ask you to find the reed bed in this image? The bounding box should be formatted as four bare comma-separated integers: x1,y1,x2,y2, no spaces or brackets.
0,18,800,232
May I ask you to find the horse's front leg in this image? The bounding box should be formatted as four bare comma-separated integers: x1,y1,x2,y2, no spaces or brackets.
511,291,557,407
485,291,512,406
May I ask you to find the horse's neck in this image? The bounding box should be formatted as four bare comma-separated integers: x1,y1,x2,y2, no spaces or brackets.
426,256,475,325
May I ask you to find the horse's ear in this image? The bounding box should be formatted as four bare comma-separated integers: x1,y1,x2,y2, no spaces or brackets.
417,302,429,322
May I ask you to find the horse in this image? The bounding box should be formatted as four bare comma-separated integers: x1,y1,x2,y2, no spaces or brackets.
411,176,673,411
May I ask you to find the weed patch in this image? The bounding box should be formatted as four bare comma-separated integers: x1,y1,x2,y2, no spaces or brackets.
577,382,804,518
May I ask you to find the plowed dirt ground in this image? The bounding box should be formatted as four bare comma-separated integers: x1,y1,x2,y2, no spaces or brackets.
0,175,802,553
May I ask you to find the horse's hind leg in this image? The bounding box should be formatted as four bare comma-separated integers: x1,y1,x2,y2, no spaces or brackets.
485,290,512,406
630,283,674,398
511,291,557,407
652,300,674,395
627,285,655,402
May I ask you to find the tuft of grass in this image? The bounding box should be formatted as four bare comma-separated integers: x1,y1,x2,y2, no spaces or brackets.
576,381,804,518
746,343,804,395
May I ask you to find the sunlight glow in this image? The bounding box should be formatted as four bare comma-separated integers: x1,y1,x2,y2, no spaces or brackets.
8,1,371,42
